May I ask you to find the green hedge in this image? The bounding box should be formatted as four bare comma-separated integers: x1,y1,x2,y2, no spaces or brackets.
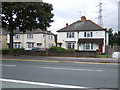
1,48,24,55
48,46,67,52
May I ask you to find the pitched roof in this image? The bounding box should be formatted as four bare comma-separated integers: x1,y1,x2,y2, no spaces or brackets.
57,20,106,32
6,28,54,35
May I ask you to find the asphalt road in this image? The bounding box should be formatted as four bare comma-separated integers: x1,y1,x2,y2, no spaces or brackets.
1,57,119,89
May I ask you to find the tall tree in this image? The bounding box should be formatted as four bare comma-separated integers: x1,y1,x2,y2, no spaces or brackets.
2,2,54,54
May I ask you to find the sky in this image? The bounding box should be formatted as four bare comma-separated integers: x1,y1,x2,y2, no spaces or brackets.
43,0,119,34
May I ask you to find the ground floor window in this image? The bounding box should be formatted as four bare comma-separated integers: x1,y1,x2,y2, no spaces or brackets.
83,43,93,50
13,43,21,48
27,42,34,48
66,42,75,49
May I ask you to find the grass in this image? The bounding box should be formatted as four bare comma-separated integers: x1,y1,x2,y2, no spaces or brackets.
99,54,109,58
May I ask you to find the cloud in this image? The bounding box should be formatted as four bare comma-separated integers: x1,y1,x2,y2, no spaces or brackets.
44,0,119,34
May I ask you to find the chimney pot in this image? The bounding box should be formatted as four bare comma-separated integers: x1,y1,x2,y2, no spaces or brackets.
81,16,86,22
66,23,68,27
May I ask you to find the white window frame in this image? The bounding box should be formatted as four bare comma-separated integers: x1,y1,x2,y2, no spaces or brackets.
66,32,74,38
66,42,75,49
84,32,93,37
15,34,20,39
83,43,93,50
27,34,33,39
27,42,34,48
13,43,21,48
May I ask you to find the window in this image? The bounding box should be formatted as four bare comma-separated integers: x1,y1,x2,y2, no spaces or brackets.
83,43,93,50
27,42,34,48
84,32,92,37
66,32,74,38
27,34,33,39
66,42,75,49
15,34,20,39
13,43,21,48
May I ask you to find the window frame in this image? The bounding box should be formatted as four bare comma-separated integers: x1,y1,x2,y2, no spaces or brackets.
27,34,33,39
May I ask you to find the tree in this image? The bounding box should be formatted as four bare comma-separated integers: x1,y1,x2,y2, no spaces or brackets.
2,2,54,54
108,28,120,46
108,28,114,46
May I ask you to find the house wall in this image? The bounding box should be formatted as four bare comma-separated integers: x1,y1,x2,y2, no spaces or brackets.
7,33,55,49
57,30,108,53
78,30,107,53
57,32,78,49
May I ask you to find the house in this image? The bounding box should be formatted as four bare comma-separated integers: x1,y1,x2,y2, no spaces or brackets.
7,29,55,49
0,29,8,49
57,16,109,54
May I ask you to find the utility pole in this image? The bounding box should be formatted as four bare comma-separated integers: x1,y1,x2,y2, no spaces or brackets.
97,0,103,26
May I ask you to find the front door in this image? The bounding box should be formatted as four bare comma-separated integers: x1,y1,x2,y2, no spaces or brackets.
99,44,103,54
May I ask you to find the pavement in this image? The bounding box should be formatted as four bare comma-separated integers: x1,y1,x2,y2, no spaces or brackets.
1,55,119,64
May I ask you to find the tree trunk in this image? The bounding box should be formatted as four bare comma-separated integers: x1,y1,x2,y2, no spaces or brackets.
9,29,14,55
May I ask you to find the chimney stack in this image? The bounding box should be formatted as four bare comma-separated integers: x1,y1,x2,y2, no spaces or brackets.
66,23,68,27
81,16,86,22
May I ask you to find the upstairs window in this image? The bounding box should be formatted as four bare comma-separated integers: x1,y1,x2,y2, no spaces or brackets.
27,34,33,39
15,34,20,39
67,32,74,38
84,32,92,37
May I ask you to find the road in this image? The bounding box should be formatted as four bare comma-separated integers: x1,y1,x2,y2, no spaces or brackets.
1,57,119,89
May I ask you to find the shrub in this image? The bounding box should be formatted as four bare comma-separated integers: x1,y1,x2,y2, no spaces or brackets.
1,49,9,55
48,46,66,52
67,48,75,52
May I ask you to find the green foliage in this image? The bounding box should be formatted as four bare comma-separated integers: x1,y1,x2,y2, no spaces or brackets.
67,48,75,52
48,46,66,52
1,49,9,55
2,2,54,54
108,28,119,46
1,48,24,55
98,54,109,58
2,2,54,31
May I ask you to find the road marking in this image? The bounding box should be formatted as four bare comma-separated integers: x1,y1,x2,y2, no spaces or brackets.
0,64,16,67
41,67,103,72
0,78,87,88
1,59,118,65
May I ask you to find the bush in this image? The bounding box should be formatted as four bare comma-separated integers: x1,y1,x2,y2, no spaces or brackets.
67,48,75,52
1,48,24,55
48,46,66,52
1,49,9,55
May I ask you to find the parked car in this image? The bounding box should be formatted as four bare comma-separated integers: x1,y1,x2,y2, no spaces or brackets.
25,47,48,51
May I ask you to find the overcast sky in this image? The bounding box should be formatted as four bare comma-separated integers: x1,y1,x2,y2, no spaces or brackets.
43,0,119,34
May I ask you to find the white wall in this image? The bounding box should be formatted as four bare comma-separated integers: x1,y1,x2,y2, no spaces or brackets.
7,33,55,49
57,32,78,49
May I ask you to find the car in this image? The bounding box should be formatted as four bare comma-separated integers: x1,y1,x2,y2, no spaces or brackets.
25,47,48,51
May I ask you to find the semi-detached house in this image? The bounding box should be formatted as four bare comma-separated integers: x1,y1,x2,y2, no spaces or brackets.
7,29,55,49
57,16,109,54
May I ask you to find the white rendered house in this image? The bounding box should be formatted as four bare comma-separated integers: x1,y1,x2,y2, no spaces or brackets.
57,16,109,53
7,29,55,49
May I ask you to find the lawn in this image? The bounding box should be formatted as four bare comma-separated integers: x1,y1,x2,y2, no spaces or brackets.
99,54,109,58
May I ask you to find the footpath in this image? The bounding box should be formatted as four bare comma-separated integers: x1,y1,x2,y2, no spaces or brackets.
1,55,119,64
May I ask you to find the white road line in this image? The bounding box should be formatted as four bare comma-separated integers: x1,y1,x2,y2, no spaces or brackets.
41,67,103,72
0,78,87,88
0,64,16,67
